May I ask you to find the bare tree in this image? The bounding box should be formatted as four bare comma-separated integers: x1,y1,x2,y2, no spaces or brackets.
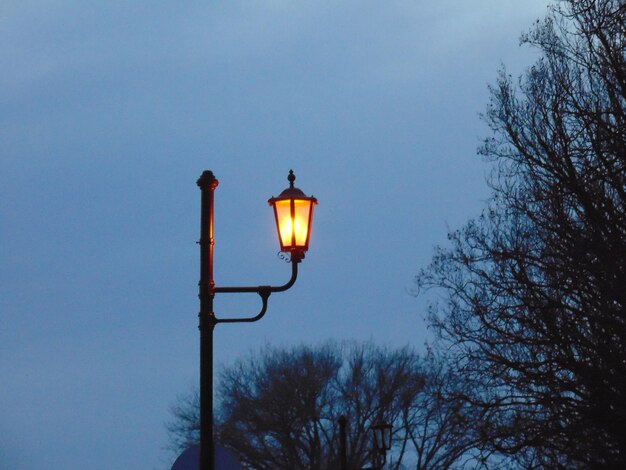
417,1,626,467
166,342,475,469
216,343,344,470
405,350,484,470
166,389,200,457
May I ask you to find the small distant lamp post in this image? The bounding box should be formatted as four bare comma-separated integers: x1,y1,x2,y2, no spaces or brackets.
338,418,393,470
371,422,393,468
196,169,317,470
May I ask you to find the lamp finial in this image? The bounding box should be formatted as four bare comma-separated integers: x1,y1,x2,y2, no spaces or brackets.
197,170,219,190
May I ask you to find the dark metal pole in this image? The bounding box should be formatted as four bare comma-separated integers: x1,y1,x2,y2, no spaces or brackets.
339,415,347,470
197,170,218,470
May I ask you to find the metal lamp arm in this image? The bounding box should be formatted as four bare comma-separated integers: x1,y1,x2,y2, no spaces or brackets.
270,258,298,292
213,259,298,294
215,288,270,324
212,261,298,324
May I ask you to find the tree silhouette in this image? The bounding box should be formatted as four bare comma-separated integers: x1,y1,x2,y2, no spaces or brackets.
417,1,626,467
167,342,475,469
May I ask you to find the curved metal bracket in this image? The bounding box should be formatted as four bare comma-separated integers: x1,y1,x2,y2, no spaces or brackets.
213,261,298,294
213,261,298,323
215,287,271,324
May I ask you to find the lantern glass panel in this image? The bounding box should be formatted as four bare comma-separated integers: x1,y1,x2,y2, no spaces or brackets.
274,199,312,249
384,425,392,449
373,428,382,450
274,200,292,248
293,199,312,246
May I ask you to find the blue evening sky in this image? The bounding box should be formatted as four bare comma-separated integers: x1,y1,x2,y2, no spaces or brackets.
1,1,547,468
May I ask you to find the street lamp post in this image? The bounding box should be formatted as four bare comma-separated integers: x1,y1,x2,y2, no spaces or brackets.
371,422,393,469
196,169,317,470
337,417,393,470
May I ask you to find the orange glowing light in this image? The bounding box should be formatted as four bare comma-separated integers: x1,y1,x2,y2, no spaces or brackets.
268,170,317,257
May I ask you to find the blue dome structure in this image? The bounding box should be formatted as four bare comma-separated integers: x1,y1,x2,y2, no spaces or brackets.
172,444,242,470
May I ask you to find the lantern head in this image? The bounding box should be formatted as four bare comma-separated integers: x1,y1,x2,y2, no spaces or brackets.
268,170,317,262
371,422,393,452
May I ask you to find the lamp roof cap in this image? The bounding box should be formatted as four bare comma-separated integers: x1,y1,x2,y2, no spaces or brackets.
269,169,317,203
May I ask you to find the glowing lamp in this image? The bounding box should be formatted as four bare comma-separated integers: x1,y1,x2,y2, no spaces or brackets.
268,170,317,262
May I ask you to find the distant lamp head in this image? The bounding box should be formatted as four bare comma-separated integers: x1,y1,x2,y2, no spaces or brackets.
372,422,393,453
